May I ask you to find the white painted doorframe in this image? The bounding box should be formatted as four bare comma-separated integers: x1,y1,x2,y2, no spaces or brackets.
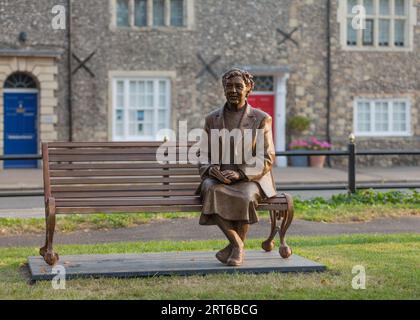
275,73,289,167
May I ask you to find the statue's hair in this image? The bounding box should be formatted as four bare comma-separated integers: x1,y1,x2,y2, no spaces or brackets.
222,68,255,95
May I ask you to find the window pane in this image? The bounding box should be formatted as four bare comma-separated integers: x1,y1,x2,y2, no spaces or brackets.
153,0,165,26
116,109,124,122
348,0,358,14
363,0,374,14
171,0,184,26
116,0,129,27
115,110,124,137
379,0,390,15
253,76,274,92
116,123,124,137
357,102,371,132
116,81,124,109
347,18,357,46
158,110,167,124
363,19,374,45
379,19,390,46
117,95,124,109
392,102,407,132
137,110,145,121
159,81,167,108
117,81,124,94
395,0,405,15
129,81,139,108
394,20,406,46
135,0,147,26
375,102,389,132
143,124,153,136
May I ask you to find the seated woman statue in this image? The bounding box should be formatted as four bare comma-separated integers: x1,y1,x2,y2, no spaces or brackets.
196,68,277,267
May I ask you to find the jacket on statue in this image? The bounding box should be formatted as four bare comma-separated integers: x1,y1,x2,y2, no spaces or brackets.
195,102,277,199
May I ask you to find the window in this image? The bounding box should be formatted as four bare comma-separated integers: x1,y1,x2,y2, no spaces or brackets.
116,0,129,27
135,0,147,26
340,0,415,50
253,76,274,92
114,0,187,28
113,78,171,141
4,73,37,89
354,99,411,136
170,0,184,26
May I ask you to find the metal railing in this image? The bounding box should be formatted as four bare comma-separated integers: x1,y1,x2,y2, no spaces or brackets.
0,135,419,197
276,134,420,193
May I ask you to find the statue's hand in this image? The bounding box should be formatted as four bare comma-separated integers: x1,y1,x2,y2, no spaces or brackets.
221,170,241,182
209,167,232,184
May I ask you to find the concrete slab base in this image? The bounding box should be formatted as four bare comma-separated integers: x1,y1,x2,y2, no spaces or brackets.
28,250,326,281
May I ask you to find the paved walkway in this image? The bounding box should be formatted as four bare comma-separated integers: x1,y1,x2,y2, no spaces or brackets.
0,166,419,191
1,216,419,247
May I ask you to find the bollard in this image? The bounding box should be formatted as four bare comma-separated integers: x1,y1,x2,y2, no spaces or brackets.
348,133,356,194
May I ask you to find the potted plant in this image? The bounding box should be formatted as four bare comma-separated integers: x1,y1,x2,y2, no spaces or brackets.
308,137,332,168
289,139,309,167
287,115,311,137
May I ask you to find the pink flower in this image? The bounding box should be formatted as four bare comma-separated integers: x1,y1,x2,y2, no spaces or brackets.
289,139,310,150
308,137,332,150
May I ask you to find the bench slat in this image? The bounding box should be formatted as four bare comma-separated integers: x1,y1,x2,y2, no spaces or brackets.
47,142,194,148
55,196,287,207
49,154,178,162
51,184,199,192
49,163,197,170
56,205,203,214
50,176,202,185
56,198,203,207
53,190,198,198
50,169,199,177
48,148,191,155
258,204,288,211
55,203,288,214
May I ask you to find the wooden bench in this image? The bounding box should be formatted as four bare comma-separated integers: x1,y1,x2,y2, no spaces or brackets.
40,142,294,266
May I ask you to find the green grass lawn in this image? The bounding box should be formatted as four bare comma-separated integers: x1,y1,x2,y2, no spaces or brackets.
0,234,419,299
1,189,419,236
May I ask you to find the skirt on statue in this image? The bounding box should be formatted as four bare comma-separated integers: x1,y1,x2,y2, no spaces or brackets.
199,178,264,226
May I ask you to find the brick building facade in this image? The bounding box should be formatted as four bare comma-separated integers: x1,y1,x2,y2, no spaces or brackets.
0,0,419,168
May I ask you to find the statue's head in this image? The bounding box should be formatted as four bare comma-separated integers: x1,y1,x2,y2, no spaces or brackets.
222,68,255,107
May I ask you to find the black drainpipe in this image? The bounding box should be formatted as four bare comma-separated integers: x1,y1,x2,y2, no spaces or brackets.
326,0,332,167
67,0,73,141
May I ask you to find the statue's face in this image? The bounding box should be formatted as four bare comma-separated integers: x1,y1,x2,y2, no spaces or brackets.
224,76,249,107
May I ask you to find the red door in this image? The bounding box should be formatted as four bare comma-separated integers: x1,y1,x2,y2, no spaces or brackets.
247,94,276,140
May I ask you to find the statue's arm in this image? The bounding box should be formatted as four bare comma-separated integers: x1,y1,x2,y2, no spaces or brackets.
197,115,218,179
238,116,276,181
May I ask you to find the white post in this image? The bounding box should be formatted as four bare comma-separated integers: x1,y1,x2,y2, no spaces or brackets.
275,73,289,167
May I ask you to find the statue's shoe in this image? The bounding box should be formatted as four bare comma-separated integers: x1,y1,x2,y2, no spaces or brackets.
226,246,244,266
215,244,232,264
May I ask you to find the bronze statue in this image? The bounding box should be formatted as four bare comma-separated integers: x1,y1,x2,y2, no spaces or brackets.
196,68,277,266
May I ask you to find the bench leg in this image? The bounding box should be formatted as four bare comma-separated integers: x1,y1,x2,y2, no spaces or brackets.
279,194,294,259
39,198,59,266
261,210,278,252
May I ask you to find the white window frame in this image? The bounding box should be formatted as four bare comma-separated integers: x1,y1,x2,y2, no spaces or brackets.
354,98,412,137
112,77,171,141
338,0,417,51
111,0,194,29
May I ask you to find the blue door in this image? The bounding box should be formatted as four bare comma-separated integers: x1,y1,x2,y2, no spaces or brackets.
4,92,38,168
